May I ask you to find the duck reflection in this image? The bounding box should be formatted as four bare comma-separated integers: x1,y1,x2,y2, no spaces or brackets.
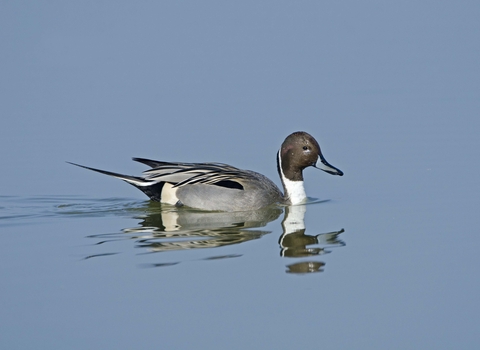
85,200,345,274
133,203,282,253
279,205,345,274
87,201,282,259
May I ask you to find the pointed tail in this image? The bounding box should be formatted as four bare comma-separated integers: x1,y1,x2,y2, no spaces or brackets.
67,162,152,187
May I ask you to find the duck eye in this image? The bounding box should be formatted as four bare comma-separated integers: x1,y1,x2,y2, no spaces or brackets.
303,146,308,150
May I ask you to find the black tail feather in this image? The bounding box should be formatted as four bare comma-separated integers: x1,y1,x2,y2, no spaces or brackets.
67,162,145,184
68,161,167,201
134,182,165,201
132,157,169,168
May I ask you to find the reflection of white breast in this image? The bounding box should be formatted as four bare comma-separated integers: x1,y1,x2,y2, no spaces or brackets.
283,205,306,234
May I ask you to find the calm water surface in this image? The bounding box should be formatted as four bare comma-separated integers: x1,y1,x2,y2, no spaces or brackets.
0,196,344,273
1,186,478,349
2,1,480,349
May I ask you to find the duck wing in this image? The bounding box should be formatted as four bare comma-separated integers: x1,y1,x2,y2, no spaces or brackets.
134,158,255,190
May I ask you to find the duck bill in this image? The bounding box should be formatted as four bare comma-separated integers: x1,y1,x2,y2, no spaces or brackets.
315,154,344,176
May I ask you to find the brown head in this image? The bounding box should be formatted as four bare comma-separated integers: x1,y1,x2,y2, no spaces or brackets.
278,131,343,181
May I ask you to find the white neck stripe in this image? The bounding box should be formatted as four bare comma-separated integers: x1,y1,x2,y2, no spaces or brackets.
277,150,307,205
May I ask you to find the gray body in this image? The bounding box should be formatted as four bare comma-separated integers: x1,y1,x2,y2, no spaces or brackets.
69,131,343,212
176,170,283,211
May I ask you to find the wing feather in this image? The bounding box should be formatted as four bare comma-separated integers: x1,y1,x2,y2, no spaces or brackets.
132,158,255,189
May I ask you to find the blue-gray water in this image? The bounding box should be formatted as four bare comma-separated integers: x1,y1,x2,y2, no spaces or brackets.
1,1,479,349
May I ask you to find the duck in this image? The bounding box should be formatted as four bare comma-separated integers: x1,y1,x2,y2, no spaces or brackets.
69,131,343,212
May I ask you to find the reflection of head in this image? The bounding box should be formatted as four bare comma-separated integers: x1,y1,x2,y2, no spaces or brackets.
279,204,345,274
286,261,326,274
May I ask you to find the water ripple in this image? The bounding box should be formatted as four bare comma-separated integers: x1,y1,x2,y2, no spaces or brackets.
0,195,153,226
0,195,346,274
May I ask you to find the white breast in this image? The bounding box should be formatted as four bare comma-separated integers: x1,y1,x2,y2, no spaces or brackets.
282,177,307,205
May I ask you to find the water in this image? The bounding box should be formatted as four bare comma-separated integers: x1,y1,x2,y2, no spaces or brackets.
1,1,480,349
0,196,342,271
1,185,478,349
1,196,351,348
